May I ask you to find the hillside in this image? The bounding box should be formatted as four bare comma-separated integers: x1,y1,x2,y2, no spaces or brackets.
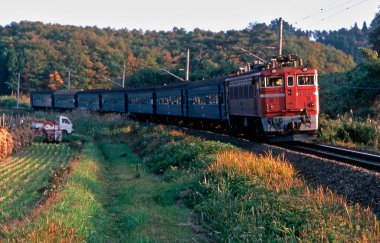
0,19,355,94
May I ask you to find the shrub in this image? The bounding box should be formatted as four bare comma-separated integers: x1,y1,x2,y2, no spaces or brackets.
319,114,380,148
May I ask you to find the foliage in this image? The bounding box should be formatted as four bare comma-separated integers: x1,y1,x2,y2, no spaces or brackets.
0,95,30,108
48,70,64,90
0,20,357,95
318,115,380,148
314,22,370,63
369,8,380,55
319,48,380,117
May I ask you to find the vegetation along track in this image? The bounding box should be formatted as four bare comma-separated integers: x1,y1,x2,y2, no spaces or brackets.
277,142,380,172
179,126,380,217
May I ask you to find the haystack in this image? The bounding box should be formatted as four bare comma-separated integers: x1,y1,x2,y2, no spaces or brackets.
0,127,14,160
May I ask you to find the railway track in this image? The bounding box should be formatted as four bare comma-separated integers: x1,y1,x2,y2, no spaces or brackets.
277,142,380,171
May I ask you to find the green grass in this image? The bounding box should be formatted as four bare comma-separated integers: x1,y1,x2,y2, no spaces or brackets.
0,142,73,222
129,124,380,242
98,140,204,242
1,130,204,242
1,138,110,241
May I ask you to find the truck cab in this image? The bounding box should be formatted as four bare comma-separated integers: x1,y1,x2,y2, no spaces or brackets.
56,116,73,134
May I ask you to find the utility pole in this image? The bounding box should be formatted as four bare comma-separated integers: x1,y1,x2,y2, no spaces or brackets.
67,69,71,90
122,60,126,88
186,49,190,81
278,17,283,56
16,73,20,109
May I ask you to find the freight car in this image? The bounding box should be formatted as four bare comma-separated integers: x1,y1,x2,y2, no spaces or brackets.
53,90,78,111
30,54,319,141
30,91,54,110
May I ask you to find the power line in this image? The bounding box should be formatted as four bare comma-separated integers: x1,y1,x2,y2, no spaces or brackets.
309,0,369,27
294,0,357,24
322,84,380,90
293,0,369,29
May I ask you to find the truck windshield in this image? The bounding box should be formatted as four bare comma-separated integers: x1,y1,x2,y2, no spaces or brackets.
62,118,70,124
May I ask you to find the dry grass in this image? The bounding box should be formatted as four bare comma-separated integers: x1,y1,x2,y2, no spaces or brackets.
203,149,380,241
0,127,14,159
210,150,302,192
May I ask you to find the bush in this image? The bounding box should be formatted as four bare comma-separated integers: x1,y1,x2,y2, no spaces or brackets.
319,114,380,148
144,138,236,174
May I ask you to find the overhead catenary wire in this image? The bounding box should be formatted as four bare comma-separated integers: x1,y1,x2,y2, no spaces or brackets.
294,0,357,24
293,0,370,29
322,84,380,90
309,0,369,27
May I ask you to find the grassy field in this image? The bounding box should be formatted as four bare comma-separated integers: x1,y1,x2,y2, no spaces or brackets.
1,129,204,241
0,113,379,241
0,142,73,222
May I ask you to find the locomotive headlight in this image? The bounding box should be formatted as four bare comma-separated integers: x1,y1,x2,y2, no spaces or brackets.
302,67,308,72
271,69,276,74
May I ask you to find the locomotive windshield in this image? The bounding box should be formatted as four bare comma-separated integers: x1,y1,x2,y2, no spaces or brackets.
297,75,316,86
259,76,283,88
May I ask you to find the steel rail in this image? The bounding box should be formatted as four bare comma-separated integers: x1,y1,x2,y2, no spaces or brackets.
277,142,380,171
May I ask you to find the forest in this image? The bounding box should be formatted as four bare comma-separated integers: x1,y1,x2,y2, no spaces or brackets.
0,13,380,118
0,18,357,93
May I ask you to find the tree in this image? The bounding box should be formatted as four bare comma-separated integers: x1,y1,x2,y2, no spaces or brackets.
369,8,380,54
48,70,64,90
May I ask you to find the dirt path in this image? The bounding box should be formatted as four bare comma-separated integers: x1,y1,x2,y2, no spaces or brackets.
98,140,204,242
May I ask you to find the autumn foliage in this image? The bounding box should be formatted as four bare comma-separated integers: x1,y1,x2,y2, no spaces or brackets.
48,70,64,90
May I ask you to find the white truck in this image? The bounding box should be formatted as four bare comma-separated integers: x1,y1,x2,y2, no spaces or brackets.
32,116,73,142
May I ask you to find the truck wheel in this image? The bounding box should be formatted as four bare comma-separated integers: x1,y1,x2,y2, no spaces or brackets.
47,133,54,142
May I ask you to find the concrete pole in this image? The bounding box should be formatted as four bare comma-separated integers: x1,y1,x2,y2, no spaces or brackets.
278,17,283,56
16,73,20,109
122,60,126,88
68,69,71,90
186,49,190,81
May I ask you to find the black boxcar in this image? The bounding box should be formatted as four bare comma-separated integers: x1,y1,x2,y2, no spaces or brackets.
155,83,187,117
77,90,102,111
186,77,227,121
127,88,155,115
101,89,128,113
30,91,54,110
54,90,79,110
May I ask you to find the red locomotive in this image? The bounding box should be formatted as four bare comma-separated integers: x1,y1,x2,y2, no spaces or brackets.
226,54,319,141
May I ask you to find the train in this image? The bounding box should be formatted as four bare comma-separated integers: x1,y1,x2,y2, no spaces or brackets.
30,55,319,142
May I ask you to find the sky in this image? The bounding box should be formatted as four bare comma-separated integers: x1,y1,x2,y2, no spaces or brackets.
0,0,378,32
